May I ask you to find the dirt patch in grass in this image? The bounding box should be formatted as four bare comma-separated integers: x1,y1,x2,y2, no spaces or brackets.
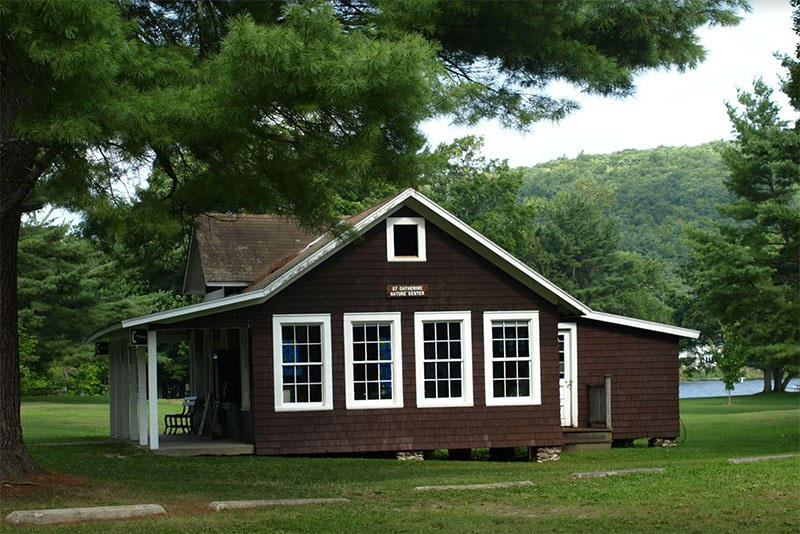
1,469,86,500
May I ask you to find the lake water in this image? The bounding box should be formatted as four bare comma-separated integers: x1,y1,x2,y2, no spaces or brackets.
679,378,800,399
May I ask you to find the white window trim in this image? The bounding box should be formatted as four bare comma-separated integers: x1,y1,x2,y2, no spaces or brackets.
343,312,404,409
386,217,426,262
272,314,333,412
414,311,474,408
483,311,541,407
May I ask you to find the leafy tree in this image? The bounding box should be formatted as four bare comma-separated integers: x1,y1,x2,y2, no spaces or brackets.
17,224,174,389
529,179,619,290
1,0,747,480
420,136,538,257
710,326,749,405
685,77,799,392
520,143,734,278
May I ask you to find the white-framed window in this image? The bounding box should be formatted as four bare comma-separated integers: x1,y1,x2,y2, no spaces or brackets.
343,312,403,409
386,217,426,262
272,314,333,412
483,311,541,406
414,311,473,408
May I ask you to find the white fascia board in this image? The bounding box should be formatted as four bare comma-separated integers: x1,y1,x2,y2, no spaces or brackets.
86,321,124,343
121,289,265,328
119,189,417,329
404,190,591,316
584,311,700,339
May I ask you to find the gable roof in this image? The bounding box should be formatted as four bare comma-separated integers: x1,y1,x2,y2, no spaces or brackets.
183,214,319,294
91,189,699,340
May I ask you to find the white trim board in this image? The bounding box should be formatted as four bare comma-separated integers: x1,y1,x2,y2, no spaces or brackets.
583,311,700,339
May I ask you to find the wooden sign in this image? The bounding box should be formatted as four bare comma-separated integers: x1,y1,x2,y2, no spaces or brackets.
95,341,109,355
130,328,148,346
386,284,428,298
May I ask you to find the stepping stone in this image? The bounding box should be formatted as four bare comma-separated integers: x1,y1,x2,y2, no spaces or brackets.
728,453,800,464
572,467,665,478
5,504,166,525
415,481,533,491
209,498,349,512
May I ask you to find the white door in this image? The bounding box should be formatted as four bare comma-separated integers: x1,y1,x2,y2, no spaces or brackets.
558,324,577,427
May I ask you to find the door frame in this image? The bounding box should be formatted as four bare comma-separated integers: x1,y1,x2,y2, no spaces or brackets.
558,322,578,427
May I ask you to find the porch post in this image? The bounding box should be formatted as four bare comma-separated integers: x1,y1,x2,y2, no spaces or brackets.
119,346,130,440
137,348,148,446
147,330,159,450
109,346,116,438
128,347,138,442
114,345,125,439
604,374,612,430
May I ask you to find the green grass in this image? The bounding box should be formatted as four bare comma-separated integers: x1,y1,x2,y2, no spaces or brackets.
20,396,182,444
5,394,799,533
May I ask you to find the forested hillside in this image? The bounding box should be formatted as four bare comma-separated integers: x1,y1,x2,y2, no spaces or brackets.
519,143,733,275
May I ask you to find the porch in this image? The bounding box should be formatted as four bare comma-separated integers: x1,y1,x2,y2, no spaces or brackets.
105,327,254,453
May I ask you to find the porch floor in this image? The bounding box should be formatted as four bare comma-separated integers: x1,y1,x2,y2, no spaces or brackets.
140,435,254,457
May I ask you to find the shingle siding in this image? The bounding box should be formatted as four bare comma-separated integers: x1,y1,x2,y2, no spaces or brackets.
575,319,680,440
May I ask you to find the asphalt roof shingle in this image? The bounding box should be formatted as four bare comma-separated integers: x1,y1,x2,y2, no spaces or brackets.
194,214,320,284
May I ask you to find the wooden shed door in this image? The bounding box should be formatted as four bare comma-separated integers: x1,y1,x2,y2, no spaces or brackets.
558,324,577,427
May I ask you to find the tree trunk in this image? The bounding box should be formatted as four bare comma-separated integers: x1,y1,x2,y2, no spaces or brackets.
0,206,42,480
781,374,794,391
772,367,785,392
727,389,731,405
762,368,772,393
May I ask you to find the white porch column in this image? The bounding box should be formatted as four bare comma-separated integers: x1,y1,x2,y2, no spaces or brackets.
189,331,197,396
128,347,138,442
119,347,130,440
109,347,116,438
147,330,159,450
137,348,148,446
114,345,125,439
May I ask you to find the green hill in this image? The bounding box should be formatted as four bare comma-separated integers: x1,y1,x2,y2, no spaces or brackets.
519,143,733,274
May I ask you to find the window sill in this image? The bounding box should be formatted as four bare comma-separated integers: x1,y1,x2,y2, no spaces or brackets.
344,401,404,410
274,404,334,413
485,397,540,407
416,399,474,408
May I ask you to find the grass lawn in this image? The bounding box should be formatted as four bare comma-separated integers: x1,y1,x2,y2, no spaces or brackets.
3,394,799,533
19,396,182,444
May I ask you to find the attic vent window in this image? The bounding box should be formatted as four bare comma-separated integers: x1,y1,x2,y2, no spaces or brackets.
387,217,426,262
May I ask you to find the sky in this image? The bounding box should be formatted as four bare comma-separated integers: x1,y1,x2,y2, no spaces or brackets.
422,1,798,167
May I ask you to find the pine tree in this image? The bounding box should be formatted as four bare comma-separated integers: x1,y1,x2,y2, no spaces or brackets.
686,77,800,391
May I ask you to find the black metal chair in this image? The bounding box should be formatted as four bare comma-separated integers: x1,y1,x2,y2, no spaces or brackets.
164,396,197,434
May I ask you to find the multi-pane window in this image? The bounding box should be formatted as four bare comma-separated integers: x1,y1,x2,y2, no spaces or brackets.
344,313,403,409
558,332,566,380
272,314,333,412
351,322,394,401
281,324,323,403
490,320,531,398
483,311,541,406
414,311,473,408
